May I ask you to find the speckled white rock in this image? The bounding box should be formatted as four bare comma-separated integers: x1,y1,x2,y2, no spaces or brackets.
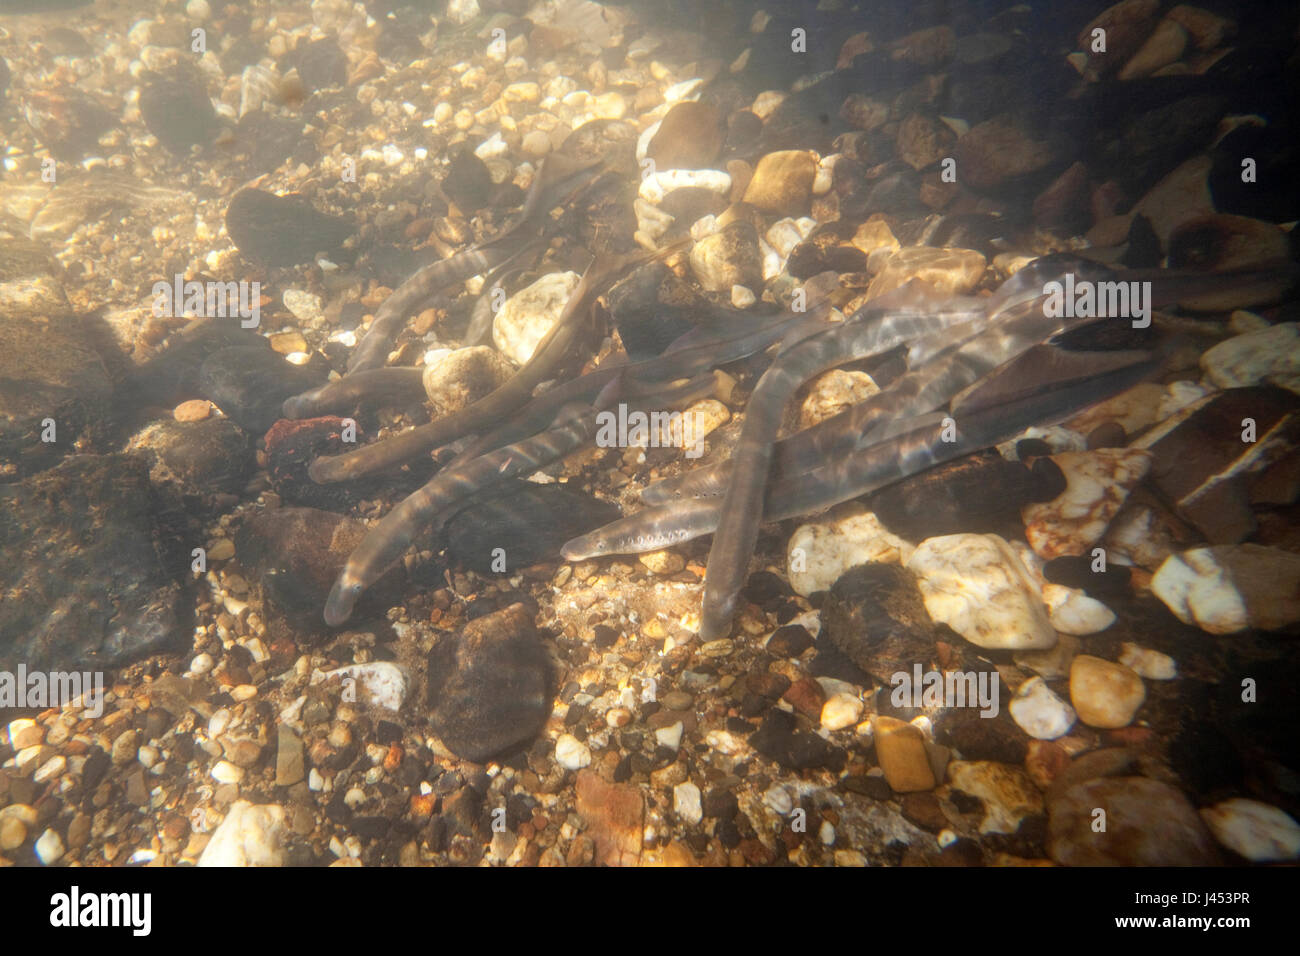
787,510,915,596
1008,676,1076,740
1010,541,1115,636
555,733,591,771
492,271,581,364
282,289,323,325
211,760,245,785
657,399,730,455
34,828,64,865
421,346,515,414
731,284,756,309
1119,642,1177,680
673,782,703,824
1152,544,1300,634
321,662,409,711
906,533,1056,649
634,197,674,245
1069,655,1145,729
1201,322,1300,395
798,368,879,429
946,761,1043,835
1200,798,1300,862
197,801,286,867
821,692,864,731
637,168,731,205
1021,449,1152,560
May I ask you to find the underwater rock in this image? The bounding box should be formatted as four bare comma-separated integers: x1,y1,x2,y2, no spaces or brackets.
1201,323,1300,394
869,451,1065,541
1151,543,1300,634
785,221,870,278
647,101,723,171
422,347,515,415
786,509,914,596
798,368,878,429
125,319,268,409
139,64,220,153
1068,654,1145,728
955,114,1056,191
21,88,116,159
283,36,347,93
741,150,817,216
0,454,187,672
427,602,550,763
1048,775,1220,866
1117,642,1177,680
444,480,621,574
1117,16,1188,81
441,149,494,212
198,346,328,434
819,563,936,686
234,507,403,628
263,416,371,512
196,800,286,867
1199,798,1300,863
906,533,1057,650
750,708,846,772
225,189,354,268
689,220,762,293
947,760,1043,835
896,112,955,172
0,310,111,481
491,271,580,365
124,417,255,505
1021,449,1152,560
1076,0,1162,79
871,715,935,792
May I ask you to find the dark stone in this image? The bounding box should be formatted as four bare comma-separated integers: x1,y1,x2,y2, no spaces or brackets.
818,563,935,686
648,101,723,170
441,787,487,841
234,507,404,628
0,454,187,672
900,791,948,832
285,37,348,92
441,149,494,212
197,346,328,435
592,625,618,648
138,65,220,153
868,451,1065,540
124,319,269,409
939,708,1027,765
749,709,846,772
233,112,313,176
262,416,371,512
840,774,892,800
443,480,620,574
741,570,792,606
225,189,354,268
426,603,551,764
21,89,116,160
126,417,255,505
703,788,739,819
766,624,813,658
1042,554,1132,600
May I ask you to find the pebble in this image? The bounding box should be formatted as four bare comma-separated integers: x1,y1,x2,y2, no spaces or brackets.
798,369,879,430
211,760,245,785
0,815,26,851
6,718,41,750
947,761,1043,835
197,801,286,867
1118,642,1177,680
1008,677,1077,740
906,533,1057,650
1199,799,1300,862
1021,449,1152,560
655,722,684,752
189,653,215,675
556,734,591,771
673,782,703,825
1202,324,1300,395
173,399,211,422
639,550,685,575
493,272,581,365
1151,544,1300,634
34,828,64,865
872,716,935,792
742,150,817,216
820,693,863,731
422,347,515,414
638,168,732,206
1068,655,1146,729
324,662,408,711
689,221,762,293
787,510,914,596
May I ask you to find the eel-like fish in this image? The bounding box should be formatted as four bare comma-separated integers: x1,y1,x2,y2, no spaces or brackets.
323,372,720,625
698,292,986,640
281,367,428,420
561,346,1158,561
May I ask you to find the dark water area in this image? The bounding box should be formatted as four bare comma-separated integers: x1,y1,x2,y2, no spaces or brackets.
0,0,1296,880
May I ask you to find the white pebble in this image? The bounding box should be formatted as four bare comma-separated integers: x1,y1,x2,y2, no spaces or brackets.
34,828,65,865
673,782,703,825
555,733,591,771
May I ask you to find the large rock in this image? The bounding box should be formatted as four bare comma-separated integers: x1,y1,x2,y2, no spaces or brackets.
1048,776,1220,866
1151,544,1300,634
492,272,581,365
198,346,328,435
819,563,936,685
426,603,551,763
0,454,187,672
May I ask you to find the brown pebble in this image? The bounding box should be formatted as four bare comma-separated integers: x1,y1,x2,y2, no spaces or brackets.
1086,421,1127,449
173,399,211,422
